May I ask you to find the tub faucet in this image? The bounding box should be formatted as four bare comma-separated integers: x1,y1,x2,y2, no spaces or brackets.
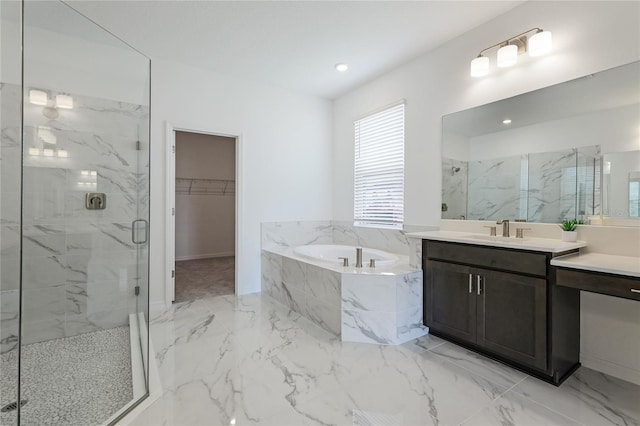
496,219,509,237
356,247,363,268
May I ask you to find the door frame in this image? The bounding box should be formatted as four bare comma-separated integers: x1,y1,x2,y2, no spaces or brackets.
164,121,243,306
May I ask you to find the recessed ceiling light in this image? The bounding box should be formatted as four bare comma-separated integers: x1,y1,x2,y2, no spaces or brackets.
335,63,348,72
502,119,512,125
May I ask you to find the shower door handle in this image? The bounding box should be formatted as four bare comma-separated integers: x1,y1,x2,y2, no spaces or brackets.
131,219,149,244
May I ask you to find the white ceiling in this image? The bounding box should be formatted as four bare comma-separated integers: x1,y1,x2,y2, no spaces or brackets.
64,0,521,100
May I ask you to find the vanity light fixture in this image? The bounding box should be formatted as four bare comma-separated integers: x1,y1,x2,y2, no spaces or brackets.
28,147,40,156
57,149,68,158
43,148,55,157
502,119,512,125
471,28,552,77
335,63,348,72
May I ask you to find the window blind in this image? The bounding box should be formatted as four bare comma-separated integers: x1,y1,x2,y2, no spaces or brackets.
354,102,405,228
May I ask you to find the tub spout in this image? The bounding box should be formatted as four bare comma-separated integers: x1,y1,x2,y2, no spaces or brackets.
356,247,363,268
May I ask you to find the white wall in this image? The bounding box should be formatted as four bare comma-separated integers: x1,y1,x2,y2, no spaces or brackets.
175,132,236,260
150,59,332,304
333,1,640,383
333,1,640,224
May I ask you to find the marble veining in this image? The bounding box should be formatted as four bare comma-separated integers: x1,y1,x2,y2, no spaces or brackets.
264,249,426,345
130,293,640,426
1,83,149,346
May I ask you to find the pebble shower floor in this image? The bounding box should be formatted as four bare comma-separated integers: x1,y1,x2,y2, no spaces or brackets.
0,326,132,425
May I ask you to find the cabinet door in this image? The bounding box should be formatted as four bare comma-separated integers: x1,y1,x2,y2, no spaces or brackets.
425,260,476,343
476,268,547,371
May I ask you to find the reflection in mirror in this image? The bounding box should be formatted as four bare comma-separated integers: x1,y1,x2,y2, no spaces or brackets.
442,61,640,226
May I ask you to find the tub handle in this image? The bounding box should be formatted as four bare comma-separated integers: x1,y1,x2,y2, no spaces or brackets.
338,257,349,267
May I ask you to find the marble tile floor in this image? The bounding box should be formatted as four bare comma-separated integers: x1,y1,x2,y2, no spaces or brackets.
0,326,133,426
175,257,235,303
130,293,640,426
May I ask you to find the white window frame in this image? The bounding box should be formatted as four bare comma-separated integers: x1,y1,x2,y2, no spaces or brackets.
354,101,405,229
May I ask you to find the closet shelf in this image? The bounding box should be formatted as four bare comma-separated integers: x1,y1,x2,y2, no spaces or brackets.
176,177,235,196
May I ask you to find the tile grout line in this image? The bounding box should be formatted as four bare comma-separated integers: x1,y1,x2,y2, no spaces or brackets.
505,378,587,425
455,375,529,425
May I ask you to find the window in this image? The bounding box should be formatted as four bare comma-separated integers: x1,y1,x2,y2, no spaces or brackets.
354,102,405,229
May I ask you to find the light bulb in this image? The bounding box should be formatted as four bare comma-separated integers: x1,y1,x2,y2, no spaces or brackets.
470,56,490,77
28,147,40,156
528,30,552,57
57,150,68,158
497,44,518,68
43,148,54,157
29,90,48,106
56,94,74,109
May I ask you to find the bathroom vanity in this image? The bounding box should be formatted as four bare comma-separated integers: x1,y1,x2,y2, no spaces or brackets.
411,231,587,385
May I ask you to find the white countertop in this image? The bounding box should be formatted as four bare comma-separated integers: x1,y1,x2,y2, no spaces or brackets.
406,230,586,253
551,252,640,278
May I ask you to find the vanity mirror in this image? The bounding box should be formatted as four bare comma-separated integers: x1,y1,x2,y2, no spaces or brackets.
442,61,639,226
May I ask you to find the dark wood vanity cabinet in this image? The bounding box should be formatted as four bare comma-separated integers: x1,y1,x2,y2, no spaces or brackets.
423,240,580,385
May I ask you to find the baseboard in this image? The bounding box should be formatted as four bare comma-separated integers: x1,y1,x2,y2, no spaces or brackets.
580,353,640,386
175,252,235,261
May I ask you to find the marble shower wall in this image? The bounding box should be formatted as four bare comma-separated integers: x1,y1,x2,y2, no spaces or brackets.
463,146,600,222
1,83,22,355
528,149,578,222
528,146,600,222
467,155,524,221
441,157,468,220
0,84,149,347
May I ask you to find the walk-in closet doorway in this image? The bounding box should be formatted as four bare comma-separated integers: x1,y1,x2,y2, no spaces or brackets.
165,126,240,304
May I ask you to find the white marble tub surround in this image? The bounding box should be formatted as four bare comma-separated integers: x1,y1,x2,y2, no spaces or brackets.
551,253,640,278
406,229,587,253
261,220,333,250
262,246,427,345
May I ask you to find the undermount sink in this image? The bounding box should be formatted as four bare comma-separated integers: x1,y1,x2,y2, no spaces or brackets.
466,235,529,242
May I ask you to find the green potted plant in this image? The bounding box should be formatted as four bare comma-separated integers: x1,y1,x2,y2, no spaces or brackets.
559,219,583,242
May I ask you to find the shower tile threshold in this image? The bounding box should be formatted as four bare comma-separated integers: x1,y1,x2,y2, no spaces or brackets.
0,326,133,426
129,293,640,426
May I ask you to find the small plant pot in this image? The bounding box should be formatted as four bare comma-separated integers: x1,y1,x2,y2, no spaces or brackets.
561,231,577,242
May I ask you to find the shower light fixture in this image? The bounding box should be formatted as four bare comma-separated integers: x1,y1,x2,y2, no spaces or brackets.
28,88,74,110
29,90,48,106
55,94,73,109
470,28,552,77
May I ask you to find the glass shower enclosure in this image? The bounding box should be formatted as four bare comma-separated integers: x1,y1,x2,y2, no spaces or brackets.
1,1,150,424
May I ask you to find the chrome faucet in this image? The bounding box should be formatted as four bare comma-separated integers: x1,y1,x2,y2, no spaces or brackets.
355,247,363,268
496,219,509,237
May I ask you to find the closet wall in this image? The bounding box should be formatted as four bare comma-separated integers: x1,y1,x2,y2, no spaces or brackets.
175,131,235,260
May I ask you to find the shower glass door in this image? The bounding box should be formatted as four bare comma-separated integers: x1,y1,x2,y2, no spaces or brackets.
4,1,151,424
1,2,23,426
